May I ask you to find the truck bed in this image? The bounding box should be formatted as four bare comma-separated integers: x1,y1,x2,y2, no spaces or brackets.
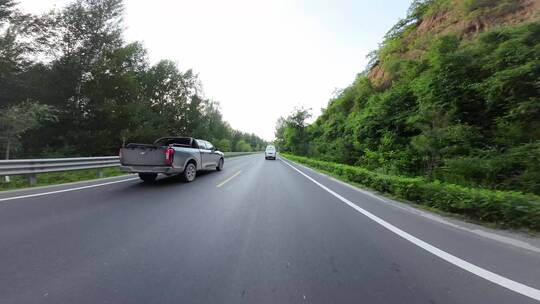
120,144,169,166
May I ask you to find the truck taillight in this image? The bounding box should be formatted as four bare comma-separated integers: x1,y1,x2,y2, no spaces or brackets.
165,147,174,165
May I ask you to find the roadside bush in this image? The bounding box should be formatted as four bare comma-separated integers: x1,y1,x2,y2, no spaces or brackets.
282,154,540,231
434,142,540,195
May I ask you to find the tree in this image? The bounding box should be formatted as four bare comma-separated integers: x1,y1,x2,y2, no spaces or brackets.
273,2,540,194
1,0,267,160
0,0,52,108
274,107,312,155
274,117,287,149
216,138,231,152
0,102,57,160
234,140,252,152
0,0,16,23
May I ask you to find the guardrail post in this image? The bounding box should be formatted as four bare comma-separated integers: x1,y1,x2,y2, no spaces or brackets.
97,169,104,178
27,174,37,187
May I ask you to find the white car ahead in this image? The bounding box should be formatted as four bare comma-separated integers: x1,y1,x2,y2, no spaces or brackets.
265,145,277,160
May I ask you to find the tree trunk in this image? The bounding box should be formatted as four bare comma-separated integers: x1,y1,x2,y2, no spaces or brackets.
5,138,10,160
4,138,10,182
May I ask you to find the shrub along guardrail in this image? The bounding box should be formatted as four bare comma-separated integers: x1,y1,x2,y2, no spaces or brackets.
281,154,540,231
0,152,260,186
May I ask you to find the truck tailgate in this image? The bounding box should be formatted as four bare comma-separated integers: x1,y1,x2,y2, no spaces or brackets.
120,145,169,166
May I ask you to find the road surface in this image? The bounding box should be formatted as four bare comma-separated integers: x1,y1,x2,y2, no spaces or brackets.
1,154,539,303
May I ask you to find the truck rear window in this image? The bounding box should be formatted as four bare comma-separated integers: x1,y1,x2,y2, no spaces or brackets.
154,137,192,147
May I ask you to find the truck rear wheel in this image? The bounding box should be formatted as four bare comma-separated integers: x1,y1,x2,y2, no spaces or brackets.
139,173,157,183
182,162,197,182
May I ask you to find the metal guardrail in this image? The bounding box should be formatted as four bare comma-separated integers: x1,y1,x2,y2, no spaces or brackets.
0,152,260,186
0,156,120,186
223,152,260,158
0,157,121,176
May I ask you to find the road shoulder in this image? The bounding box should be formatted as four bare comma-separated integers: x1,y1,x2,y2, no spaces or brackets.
279,156,540,251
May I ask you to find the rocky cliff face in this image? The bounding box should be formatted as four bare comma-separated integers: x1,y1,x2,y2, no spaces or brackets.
416,0,539,36
368,0,540,87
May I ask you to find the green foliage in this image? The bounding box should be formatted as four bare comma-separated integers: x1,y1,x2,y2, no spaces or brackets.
274,107,312,155
460,0,524,18
0,0,266,158
384,0,434,42
276,6,540,197
0,102,57,159
0,0,15,25
436,143,540,194
283,154,540,231
234,140,252,152
215,138,232,152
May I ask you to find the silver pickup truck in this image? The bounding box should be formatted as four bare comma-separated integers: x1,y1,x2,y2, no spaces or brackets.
119,137,224,182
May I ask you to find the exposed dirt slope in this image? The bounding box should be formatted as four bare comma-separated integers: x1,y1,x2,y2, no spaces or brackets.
369,0,540,86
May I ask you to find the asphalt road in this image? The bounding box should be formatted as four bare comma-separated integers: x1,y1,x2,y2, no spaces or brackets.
1,154,540,303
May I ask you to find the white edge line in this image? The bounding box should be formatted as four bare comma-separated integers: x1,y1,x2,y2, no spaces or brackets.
1,154,257,202
0,177,139,202
0,174,133,195
0,153,257,196
288,158,540,254
217,170,242,188
0,154,257,201
280,158,540,302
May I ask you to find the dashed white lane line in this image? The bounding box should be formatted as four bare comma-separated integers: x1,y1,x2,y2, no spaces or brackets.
281,158,540,302
0,178,139,202
217,170,242,188
0,154,259,202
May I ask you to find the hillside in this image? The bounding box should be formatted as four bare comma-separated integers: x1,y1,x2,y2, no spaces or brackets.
370,0,540,87
276,0,540,195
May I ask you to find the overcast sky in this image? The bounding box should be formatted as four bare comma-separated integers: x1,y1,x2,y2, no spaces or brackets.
19,0,411,140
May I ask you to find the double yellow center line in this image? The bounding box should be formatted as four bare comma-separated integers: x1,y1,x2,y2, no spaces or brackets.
216,170,242,188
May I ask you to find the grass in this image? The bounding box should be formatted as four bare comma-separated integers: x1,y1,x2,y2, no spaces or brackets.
0,167,127,192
